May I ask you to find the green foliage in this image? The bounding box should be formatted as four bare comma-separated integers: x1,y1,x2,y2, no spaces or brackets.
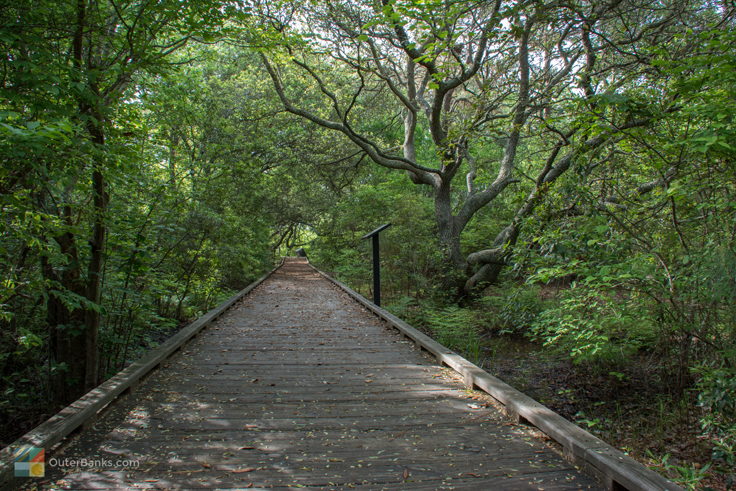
424,305,482,360
1,2,734,484
0,7,275,436
530,282,655,364
695,362,736,469
388,298,483,364
308,168,442,302
656,28,736,157
647,451,712,491
478,283,548,336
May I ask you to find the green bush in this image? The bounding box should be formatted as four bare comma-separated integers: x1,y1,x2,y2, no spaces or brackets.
695,362,736,469
479,283,549,336
424,305,481,358
530,284,655,364
387,298,483,364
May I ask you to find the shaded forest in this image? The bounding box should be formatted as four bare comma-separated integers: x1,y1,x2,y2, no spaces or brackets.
1,0,734,488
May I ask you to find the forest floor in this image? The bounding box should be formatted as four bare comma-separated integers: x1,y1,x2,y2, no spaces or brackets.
480,334,730,490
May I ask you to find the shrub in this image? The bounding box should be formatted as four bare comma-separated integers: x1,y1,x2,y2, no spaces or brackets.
479,282,549,336
387,298,483,364
695,361,736,469
530,283,655,364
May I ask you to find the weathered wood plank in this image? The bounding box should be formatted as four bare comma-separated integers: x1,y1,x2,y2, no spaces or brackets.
0,262,282,489
313,263,683,491
10,258,602,490
46,469,597,491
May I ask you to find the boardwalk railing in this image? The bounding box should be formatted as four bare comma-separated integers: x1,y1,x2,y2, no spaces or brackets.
0,258,682,491
313,263,682,491
0,261,283,488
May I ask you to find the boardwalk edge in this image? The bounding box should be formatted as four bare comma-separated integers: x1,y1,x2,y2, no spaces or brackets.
0,259,284,489
312,262,683,491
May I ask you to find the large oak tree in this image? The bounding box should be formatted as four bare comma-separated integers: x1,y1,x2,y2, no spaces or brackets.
261,0,704,292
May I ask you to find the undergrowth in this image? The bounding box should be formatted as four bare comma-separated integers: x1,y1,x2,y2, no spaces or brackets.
386,281,735,490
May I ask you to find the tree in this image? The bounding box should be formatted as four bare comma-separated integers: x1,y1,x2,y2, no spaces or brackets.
259,0,708,293
1,0,241,403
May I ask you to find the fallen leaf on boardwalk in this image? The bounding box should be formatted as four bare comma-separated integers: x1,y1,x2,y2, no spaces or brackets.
201,463,211,468
231,467,256,473
462,472,481,478
239,446,256,450
244,424,258,429
403,468,410,480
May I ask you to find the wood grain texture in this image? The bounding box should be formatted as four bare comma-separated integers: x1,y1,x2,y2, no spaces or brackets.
18,259,600,490
314,262,683,491
1,262,281,490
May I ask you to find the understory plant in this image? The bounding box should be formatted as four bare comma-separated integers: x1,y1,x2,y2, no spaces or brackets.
529,279,656,365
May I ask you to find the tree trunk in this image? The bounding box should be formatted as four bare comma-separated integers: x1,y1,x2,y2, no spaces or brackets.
83,119,107,391
43,0,109,398
434,182,464,269
42,219,88,403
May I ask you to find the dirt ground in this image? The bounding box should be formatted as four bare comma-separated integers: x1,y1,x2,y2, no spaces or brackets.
482,334,731,490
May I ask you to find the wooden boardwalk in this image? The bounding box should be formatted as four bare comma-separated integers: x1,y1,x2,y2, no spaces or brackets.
41,259,599,489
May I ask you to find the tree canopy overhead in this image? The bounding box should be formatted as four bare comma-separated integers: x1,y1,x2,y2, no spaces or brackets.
259,0,729,292
1,0,735,486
